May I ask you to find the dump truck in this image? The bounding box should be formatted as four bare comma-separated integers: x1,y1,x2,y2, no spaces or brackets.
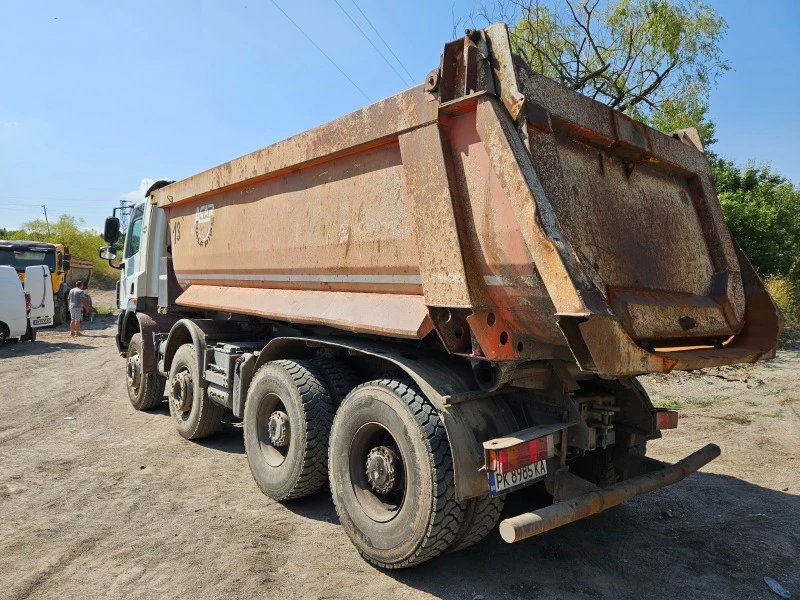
0,240,93,325
99,23,781,568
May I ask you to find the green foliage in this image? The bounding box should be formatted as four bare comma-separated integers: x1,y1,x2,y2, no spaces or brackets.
6,215,118,288
485,0,728,148
764,275,799,325
711,157,800,279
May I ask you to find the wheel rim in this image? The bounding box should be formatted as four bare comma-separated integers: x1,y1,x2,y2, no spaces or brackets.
170,368,193,418
348,422,406,523
126,351,142,394
256,393,292,467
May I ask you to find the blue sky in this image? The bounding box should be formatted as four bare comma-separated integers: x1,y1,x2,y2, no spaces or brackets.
1,0,798,231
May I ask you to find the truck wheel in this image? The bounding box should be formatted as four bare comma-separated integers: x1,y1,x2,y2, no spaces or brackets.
328,380,464,568
0,323,8,345
448,493,504,553
244,360,335,501
53,298,66,326
126,333,166,411
168,343,223,439
310,358,361,405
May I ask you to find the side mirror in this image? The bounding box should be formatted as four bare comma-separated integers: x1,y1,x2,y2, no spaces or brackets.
63,253,71,271
99,246,123,270
103,217,121,244
99,246,117,261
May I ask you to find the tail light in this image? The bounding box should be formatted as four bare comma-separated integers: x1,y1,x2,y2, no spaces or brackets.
655,410,679,430
486,434,555,474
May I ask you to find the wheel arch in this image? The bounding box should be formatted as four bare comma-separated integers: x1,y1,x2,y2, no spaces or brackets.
162,317,246,378
255,336,519,501
121,311,182,373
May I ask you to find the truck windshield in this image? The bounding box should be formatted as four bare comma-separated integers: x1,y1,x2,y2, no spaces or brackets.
0,249,56,272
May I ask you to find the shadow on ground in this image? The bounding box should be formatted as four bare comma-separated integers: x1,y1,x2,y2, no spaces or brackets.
383,472,799,599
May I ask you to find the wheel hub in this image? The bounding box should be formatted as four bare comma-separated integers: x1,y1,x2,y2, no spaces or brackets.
366,446,400,494
268,410,290,447
171,371,193,413
126,354,141,389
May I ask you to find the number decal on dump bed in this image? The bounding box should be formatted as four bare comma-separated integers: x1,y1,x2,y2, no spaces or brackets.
194,204,214,247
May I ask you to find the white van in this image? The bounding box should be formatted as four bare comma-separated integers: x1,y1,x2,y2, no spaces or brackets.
0,265,32,343
24,265,55,328
0,265,54,343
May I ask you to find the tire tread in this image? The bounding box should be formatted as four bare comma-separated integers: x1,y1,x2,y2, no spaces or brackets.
245,360,335,500
330,379,464,568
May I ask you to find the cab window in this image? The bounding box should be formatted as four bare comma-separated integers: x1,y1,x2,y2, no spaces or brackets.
124,205,145,259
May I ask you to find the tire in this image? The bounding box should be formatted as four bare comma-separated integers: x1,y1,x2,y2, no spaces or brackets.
0,323,8,345
125,333,166,411
448,493,504,553
328,380,465,568
244,360,335,500
310,358,361,405
168,343,223,439
53,297,66,326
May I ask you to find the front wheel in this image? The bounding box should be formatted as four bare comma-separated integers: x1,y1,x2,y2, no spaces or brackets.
328,380,465,568
53,298,67,326
125,333,166,410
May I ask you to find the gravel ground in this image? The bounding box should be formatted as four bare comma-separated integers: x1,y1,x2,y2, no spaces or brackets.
0,312,797,600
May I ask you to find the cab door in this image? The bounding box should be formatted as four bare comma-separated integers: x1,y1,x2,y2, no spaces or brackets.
24,265,55,327
120,203,145,310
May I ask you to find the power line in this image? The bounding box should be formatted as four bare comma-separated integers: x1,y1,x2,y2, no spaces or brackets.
350,0,415,84
269,0,372,103
333,0,413,87
0,195,114,203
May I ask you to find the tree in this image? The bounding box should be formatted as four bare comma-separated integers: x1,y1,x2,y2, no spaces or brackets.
465,0,728,147
8,214,118,287
710,157,800,279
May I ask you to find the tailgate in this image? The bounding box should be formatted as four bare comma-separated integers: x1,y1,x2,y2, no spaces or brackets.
519,68,745,344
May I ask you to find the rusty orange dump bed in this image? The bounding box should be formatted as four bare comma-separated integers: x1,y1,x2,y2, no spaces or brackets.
154,24,781,376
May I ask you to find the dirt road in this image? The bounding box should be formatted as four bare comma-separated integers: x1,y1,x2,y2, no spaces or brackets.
0,316,798,600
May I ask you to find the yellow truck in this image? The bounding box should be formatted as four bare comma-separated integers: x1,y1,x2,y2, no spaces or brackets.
0,240,93,325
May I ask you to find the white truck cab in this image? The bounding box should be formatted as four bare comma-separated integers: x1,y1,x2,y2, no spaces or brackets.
98,180,172,352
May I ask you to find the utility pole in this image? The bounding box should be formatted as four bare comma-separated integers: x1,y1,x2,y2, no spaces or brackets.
42,205,51,236
117,199,134,233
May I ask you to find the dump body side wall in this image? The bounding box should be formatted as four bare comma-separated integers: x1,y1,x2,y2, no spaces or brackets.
152,24,780,373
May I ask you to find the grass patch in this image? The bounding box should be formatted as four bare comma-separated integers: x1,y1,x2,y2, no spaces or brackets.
758,410,783,419
719,412,752,425
654,399,684,410
745,400,759,407
767,387,788,397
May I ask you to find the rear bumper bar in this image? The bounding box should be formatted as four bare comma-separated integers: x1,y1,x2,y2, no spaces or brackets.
499,443,721,543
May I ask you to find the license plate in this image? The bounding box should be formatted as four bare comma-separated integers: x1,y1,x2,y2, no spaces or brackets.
32,317,52,327
488,459,548,495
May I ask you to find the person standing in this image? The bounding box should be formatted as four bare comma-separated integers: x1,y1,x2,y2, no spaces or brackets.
68,280,89,337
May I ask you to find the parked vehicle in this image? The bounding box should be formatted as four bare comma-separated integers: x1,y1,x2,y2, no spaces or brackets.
99,23,781,568
0,240,93,325
23,265,56,329
0,265,54,343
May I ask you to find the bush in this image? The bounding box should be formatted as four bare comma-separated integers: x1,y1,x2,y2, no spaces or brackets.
764,274,799,326
4,215,119,289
